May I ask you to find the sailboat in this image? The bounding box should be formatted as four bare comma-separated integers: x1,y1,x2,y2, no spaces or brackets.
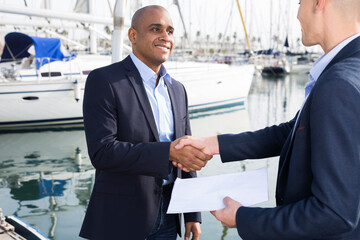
0,32,110,130
0,0,255,131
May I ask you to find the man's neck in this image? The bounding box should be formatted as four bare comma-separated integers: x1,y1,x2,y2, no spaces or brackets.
132,52,161,74
321,11,360,53
322,31,359,54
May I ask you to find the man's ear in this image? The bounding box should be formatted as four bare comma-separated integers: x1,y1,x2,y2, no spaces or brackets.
314,0,327,12
128,28,136,44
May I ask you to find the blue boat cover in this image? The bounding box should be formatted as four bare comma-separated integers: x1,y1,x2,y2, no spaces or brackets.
0,32,74,69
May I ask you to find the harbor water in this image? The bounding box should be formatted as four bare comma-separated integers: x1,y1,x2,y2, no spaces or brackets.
0,72,308,239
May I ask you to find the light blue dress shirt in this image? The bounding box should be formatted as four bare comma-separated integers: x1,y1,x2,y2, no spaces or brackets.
130,53,175,184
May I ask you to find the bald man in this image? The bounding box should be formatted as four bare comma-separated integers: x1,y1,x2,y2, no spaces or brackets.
175,0,360,239
79,5,208,240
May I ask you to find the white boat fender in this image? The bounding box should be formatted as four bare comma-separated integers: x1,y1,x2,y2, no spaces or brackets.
73,80,81,102
75,147,82,165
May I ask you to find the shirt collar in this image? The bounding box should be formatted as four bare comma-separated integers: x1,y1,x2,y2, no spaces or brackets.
310,33,360,81
130,53,172,86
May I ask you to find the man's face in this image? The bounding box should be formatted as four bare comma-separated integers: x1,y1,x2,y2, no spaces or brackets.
129,8,174,70
297,0,319,46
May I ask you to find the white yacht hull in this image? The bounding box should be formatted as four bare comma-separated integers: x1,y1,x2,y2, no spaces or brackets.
0,80,85,129
0,58,254,130
166,62,254,112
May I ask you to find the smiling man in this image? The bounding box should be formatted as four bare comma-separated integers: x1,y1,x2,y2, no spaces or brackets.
79,5,209,240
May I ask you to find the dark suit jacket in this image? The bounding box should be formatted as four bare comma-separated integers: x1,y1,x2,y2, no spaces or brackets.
218,36,360,239
79,56,200,239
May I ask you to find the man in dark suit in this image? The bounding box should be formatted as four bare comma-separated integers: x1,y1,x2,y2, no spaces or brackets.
175,0,360,239
79,5,210,240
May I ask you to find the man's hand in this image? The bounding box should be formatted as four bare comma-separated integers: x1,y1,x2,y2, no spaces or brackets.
169,136,212,172
210,197,242,228
185,222,201,240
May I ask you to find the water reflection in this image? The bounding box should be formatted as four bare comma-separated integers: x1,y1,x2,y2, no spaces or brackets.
0,130,94,240
0,73,308,240
248,74,307,129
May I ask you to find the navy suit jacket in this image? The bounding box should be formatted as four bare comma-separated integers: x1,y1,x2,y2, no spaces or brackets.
218,36,360,239
79,56,200,239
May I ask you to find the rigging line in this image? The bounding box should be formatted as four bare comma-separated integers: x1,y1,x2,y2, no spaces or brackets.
107,0,114,17
14,43,34,59
23,0,32,20
193,0,203,36
174,0,189,41
2,41,32,60
220,0,234,52
4,42,16,61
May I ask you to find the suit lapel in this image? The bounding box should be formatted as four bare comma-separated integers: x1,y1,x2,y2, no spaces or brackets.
124,57,160,142
276,114,300,199
284,113,301,155
165,77,183,179
165,78,181,139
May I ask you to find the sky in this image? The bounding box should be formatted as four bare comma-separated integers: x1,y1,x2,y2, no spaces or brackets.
143,0,302,50
0,0,322,53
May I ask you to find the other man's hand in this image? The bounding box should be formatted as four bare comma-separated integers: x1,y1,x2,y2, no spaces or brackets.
210,197,242,228
169,136,212,172
175,136,219,156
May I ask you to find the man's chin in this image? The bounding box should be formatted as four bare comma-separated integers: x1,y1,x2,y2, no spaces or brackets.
156,55,171,63
301,38,316,47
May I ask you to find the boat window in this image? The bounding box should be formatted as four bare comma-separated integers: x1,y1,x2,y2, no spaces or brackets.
41,72,62,77
22,96,39,101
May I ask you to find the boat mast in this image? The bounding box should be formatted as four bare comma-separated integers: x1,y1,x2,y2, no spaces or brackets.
173,0,190,47
41,0,52,37
89,0,97,54
269,0,273,49
112,0,126,63
235,0,251,53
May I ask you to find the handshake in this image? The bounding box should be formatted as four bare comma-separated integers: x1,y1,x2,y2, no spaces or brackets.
169,135,242,229
169,135,219,172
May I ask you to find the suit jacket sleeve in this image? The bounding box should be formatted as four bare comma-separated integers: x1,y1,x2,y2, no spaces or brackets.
224,70,360,239
218,116,296,162
83,69,171,179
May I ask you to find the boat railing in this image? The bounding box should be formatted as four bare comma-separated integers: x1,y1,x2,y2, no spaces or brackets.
1,56,85,82
0,72,6,82
35,56,81,82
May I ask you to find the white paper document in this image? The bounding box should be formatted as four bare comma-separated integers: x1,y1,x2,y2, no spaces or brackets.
167,168,268,213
